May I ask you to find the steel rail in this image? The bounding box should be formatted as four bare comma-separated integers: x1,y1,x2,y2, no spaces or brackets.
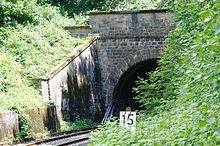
25,129,92,146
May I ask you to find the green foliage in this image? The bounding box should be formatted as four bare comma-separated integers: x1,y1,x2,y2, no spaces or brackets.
41,0,160,25
39,0,121,16
15,113,35,141
74,116,96,128
90,0,220,145
0,0,35,27
0,52,22,92
1,135,14,145
60,116,96,132
111,0,160,11
0,85,48,111
0,0,83,112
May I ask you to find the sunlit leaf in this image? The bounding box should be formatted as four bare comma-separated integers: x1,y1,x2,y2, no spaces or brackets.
204,18,211,22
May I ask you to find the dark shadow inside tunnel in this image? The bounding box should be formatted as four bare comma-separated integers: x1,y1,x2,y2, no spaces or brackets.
112,58,158,117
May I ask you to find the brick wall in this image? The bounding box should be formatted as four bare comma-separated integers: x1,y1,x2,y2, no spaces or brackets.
94,37,165,106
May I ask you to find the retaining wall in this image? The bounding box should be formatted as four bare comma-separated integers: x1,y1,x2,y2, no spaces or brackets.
41,36,103,121
64,26,91,38
0,111,19,140
0,105,59,141
24,105,60,133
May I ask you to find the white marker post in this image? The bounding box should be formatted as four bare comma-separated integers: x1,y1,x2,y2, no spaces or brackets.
120,111,136,132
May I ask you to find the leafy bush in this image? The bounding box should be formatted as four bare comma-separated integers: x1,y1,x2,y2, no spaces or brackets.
15,113,34,141
0,0,83,112
0,52,48,111
0,0,35,27
90,0,220,145
41,0,161,25
111,0,160,11
0,52,22,92
40,0,122,16
60,116,96,132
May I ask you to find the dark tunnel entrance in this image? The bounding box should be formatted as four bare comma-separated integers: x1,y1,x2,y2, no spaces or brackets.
112,58,158,117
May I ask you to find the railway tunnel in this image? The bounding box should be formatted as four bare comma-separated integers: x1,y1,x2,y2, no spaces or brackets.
41,10,173,122
112,58,158,117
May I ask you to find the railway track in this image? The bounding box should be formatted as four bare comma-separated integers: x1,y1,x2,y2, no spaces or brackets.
21,129,93,146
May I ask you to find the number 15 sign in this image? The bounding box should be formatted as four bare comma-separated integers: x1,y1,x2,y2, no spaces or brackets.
120,111,136,128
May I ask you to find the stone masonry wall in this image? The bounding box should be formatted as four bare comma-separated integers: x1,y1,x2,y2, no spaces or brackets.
64,26,91,38
89,10,174,108
41,36,104,121
94,37,165,106
24,105,60,133
0,105,59,142
90,10,173,37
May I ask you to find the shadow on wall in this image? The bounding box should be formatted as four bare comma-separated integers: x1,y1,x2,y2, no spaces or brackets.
61,52,102,122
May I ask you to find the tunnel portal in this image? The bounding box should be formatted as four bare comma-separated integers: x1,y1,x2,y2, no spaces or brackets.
112,59,158,116
41,10,173,121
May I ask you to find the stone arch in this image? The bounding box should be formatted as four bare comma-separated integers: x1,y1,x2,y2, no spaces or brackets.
112,58,158,116
103,48,161,107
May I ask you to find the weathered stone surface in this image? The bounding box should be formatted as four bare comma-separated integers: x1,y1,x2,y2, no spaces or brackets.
0,111,19,140
64,26,91,38
24,105,60,133
0,106,59,141
41,36,103,121
90,10,173,37
88,10,173,110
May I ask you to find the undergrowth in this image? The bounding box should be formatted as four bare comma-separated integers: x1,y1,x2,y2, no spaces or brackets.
0,0,82,112
0,0,161,111
90,0,220,145
60,116,96,132
43,0,161,25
